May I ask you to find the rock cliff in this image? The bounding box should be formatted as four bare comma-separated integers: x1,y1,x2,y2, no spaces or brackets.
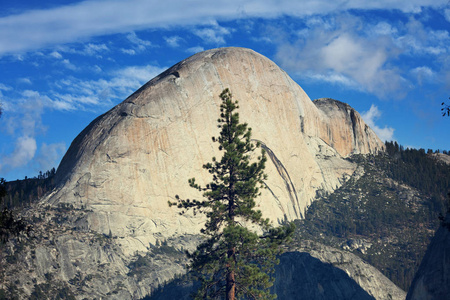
314,98,382,157
44,47,383,255
406,211,450,300
299,242,406,300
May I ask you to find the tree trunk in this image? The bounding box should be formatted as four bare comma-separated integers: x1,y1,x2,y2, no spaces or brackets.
226,247,236,300
227,168,236,300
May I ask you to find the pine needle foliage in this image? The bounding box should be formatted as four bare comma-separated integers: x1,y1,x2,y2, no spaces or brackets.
169,88,294,300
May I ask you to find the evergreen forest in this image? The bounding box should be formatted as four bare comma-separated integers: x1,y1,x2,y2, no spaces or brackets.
294,141,450,291
1,168,56,209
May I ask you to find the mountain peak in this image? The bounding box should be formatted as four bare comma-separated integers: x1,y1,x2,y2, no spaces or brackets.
314,97,383,157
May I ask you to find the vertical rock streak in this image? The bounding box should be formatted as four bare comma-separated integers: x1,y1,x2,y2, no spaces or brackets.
255,139,302,219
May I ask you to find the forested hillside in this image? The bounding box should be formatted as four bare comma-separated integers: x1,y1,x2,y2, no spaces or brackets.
294,142,450,291
1,168,56,209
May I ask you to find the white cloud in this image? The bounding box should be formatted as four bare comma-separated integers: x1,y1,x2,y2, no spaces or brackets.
36,142,66,172
91,65,102,73
0,63,163,178
369,22,398,36
82,43,109,56
0,134,65,175
0,83,11,100
0,83,12,98
50,100,76,111
4,136,37,168
165,36,182,48
9,90,73,115
0,83,11,90
306,72,358,87
13,54,25,61
49,64,166,111
0,61,165,176
61,58,77,70
0,91,66,175
126,32,152,51
53,93,103,106
50,51,62,59
411,66,435,85
274,15,407,98
186,46,205,54
18,78,32,85
194,23,231,44
12,91,47,134
321,34,384,76
114,65,164,84
2,0,444,56
118,32,153,55
0,93,44,170
51,43,109,57
397,17,450,56
445,9,450,23
361,105,395,141
121,48,136,55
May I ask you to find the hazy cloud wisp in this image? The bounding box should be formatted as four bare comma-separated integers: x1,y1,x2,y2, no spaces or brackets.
0,0,447,56
362,104,395,142
274,14,408,98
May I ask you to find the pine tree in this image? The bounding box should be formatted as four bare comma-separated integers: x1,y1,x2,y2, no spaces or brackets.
169,88,294,300
0,178,6,200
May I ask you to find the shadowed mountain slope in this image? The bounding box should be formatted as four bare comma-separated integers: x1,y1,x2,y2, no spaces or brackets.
146,242,405,300
407,211,450,300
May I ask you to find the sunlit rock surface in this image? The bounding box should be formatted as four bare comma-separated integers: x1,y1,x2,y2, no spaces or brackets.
45,47,384,255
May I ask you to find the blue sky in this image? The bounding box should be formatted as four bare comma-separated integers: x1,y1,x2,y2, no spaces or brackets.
0,0,449,181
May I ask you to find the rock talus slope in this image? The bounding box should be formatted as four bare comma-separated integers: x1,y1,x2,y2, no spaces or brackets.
45,47,384,254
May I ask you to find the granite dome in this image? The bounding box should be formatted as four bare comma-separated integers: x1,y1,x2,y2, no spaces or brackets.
46,47,384,254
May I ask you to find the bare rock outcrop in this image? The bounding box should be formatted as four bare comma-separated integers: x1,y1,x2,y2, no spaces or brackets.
430,153,450,165
314,98,382,157
43,47,384,255
0,206,191,299
300,242,406,300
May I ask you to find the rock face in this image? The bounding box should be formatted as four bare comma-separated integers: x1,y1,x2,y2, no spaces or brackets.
314,98,382,157
300,242,406,300
0,207,193,299
431,153,450,165
406,211,450,300
274,252,375,300
45,47,383,255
